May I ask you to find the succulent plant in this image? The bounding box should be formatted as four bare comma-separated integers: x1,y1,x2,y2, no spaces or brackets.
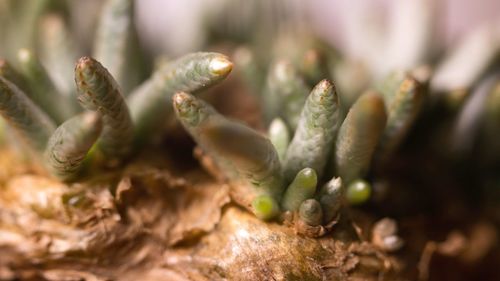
1,0,500,280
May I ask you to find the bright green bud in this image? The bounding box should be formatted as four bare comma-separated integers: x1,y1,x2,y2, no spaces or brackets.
346,179,372,205
252,195,280,220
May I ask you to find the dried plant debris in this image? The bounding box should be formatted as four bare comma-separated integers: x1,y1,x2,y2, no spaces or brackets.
44,112,103,182
75,56,134,162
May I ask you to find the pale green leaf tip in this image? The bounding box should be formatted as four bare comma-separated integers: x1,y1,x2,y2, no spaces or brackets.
281,167,318,211
296,167,317,187
269,118,288,136
252,195,280,220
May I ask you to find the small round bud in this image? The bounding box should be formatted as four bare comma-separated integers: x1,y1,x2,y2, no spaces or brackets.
346,179,372,205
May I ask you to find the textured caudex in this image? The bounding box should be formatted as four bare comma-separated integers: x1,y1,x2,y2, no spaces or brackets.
173,92,284,206
316,177,342,223
75,56,134,160
252,194,281,220
0,77,56,152
299,199,323,226
17,49,75,124
44,112,103,182
263,59,309,129
268,117,290,162
39,14,77,96
377,72,423,159
94,0,142,93
335,91,387,184
284,79,340,182
281,167,317,211
127,52,233,145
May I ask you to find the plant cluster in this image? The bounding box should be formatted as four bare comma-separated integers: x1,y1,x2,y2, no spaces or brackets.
1,0,499,240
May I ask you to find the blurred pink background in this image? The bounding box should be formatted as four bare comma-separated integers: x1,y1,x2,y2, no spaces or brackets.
135,0,500,56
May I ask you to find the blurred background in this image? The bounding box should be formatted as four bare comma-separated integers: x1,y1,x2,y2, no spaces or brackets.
134,0,500,54
3,0,500,62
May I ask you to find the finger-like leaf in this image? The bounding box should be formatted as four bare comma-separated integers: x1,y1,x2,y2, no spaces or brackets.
335,91,387,183
173,92,284,214
263,59,309,129
127,52,233,146
281,167,317,211
17,48,75,124
299,199,323,226
268,118,289,162
45,112,102,182
284,79,340,182
39,14,77,96
75,56,134,161
0,77,56,152
94,0,144,93
316,177,342,223
377,72,423,160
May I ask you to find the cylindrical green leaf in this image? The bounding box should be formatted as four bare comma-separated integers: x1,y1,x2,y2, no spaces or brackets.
17,48,75,124
332,59,371,116
0,58,28,93
335,91,387,184
299,199,323,226
127,52,233,146
45,112,103,182
2,0,52,59
94,0,143,93
75,56,134,161
268,117,289,162
284,79,340,182
0,77,56,152
281,167,317,211
263,59,309,129
376,71,407,107
39,14,77,96
316,177,342,223
233,46,264,97
173,92,284,202
377,73,423,159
